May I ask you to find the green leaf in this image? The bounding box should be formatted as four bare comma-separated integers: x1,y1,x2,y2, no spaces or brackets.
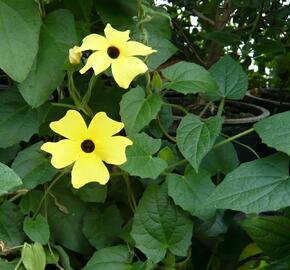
94,0,137,29
203,55,248,101
167,167,215,220
145,15,177,71
241,216,290,259
201,137,239,175
161,61,218,94
82,245,131,270
0,201,25,247
207,153,290,213
0,259,24,270
0,0,41,82
20,190,42,215
120,86,162,134
0,90,50,148
73,182,107,203
131,184,193,263
121,133,167,179
83,205,123,249
263,256,290,270
254,111,290,155
0,144,21,164
23,215,50,245
53,245,73,270
12,142,57,189
47,180,92,254
22,243,46,270
0,162,22,195
176,114,223,172
18,9,77,107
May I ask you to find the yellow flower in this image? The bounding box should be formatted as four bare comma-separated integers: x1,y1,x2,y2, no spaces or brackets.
69,46,82,65
41,110,132,189
76,24,157,89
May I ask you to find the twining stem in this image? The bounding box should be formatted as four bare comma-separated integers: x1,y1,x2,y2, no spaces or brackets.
163,102,188,115
164,159,187,172
67,71,94,118
217,98,225,117
221,132,260,159
81,74,98,107
32,171,66,220
213,128,255,149
157,116,176,143
51,103,78,110
145,71,152,96
123,173,137,211
199,102,212,118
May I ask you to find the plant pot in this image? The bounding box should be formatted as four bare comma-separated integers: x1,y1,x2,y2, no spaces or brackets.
222,101,271,162
245,88,290,114
170,99,272,163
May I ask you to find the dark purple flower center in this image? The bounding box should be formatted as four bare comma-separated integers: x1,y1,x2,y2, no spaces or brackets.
81,140,95,153
107,46,120,59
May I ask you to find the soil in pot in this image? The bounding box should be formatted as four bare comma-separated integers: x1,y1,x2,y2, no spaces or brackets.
245,88,290,114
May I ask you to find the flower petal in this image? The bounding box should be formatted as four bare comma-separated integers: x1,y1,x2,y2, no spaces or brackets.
71,155,110,188
111,56,148,89
88,112,124,139
80,51,111,75
41,140,80,169
96,136,133,165
49,110,87,141
124,41,157,56
104,23,130,43
77,34,108,52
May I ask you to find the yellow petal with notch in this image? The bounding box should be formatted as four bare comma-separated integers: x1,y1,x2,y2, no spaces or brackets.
80,51,111,75
49,110,88,141
88,112,124,139
71,154,110,188
124,41,157,56
41,140,80,169
111,56,148,89
104,23,130,43
96,136,133,165
77,34,108,52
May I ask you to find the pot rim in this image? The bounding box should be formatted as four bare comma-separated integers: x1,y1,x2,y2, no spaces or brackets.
246,89,290,107
223,100,270,124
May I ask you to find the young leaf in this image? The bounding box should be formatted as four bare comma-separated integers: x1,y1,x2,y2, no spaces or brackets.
23,215,50,245
82,206,123,249
0,90,50,148
241,216,290,259
82,245,131,270
0,0,41,82
167,167,215,220
18,10,77,107
121,133,167,179
203,55,248,101
176,114,223,172
207,153,290,213
0,162,22,196
120,86,162,134
22,243,46,270
12,142,57,189
254,111,290,155
131,184,193,263
0,201,25,247
161,61,217,94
